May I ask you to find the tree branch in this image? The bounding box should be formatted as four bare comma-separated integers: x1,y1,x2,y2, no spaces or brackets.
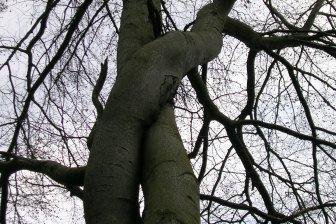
223,17,336,57
237,49,257,120
303,0,325,30
92,58,108,118
0,153,85,186
264,0,298,30
200,194,288,223
105,4,119,34
0,174,9,224
7,0,94,154
239,119,336,149
200,194,335,223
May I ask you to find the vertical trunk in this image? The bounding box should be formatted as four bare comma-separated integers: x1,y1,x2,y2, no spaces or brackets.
84,111,144,223
84,1,236,223
84,0,159,222
117,0,160,73
142,105,200,224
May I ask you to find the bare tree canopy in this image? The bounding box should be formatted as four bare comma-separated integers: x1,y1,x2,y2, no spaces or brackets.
0,0,336,223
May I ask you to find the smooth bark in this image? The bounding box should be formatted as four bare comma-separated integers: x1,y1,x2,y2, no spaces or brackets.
84,1,236,223
142,106,199,224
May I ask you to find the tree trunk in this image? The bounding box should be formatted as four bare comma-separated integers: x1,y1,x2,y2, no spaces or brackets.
142,105,199,224
84,1,236,223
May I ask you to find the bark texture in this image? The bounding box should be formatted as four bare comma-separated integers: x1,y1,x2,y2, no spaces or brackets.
143,106,199,224
84,1,236,223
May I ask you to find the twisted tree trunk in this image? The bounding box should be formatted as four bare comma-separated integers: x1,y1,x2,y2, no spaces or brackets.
84,1,236,223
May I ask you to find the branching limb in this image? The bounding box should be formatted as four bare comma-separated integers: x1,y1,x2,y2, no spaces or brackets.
188,65,278,217
202,147,233,218
239,119,336,149
160,0,178,31
200,194,288,223
188,122,209,159
265,49,330,223
66,185,84,200
92,58,108,117
189,64,211,183
188,65,210,161
0,152,85,221
201,194,335,223
0,152,85,186
87,58,108,149
0,0,61,71
264,0,325,31
105,4,119,34
116,0,161,71
7,0,94,154
237,49,257,120
264,0,298,30
223,17,336,57
303,0,325,30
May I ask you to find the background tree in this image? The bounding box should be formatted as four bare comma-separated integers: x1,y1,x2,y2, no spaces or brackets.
0,0,336,223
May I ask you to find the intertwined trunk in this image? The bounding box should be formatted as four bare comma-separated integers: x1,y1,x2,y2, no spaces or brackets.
142,105,199,223
84,0,235,223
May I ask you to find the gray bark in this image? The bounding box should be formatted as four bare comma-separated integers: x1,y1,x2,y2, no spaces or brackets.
84,1,236,223
142,105,199,224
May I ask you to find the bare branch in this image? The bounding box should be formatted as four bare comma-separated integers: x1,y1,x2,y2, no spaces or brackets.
105,4,119,34
7,0,94,154
264,0,299,30
237,49,257,120
0,153,85,186
303,0,325,30
92,58,108,118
